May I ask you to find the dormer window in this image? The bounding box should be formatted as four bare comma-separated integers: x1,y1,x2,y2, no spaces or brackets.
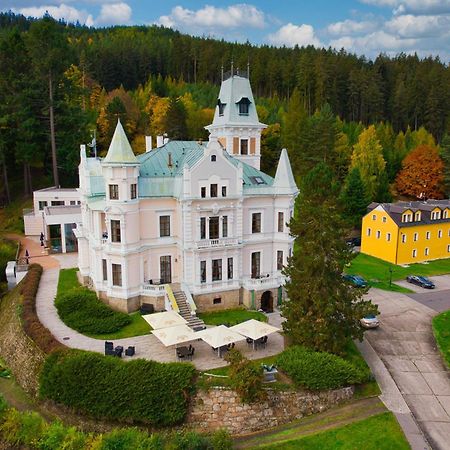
414,211,421,221
431,209,442,220
402,211,413,223
217,99,226,116
443,209,449,219
211,155,216,162
237,97,250,116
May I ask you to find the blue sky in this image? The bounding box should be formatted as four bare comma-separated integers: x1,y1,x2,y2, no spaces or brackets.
2,0,449,59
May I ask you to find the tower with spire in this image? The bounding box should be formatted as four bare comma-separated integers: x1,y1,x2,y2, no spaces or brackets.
205,67,266,170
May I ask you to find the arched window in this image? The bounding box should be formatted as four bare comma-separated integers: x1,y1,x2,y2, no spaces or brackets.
211,155,216,162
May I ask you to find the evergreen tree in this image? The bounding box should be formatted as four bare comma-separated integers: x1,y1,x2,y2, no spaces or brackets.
374,171,392,203
441,134,450,198
340,168,370,228
282,163,377,354
163,97,188,140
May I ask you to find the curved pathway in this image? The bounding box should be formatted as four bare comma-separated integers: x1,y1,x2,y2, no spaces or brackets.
365,287,450,450
35,263,284,371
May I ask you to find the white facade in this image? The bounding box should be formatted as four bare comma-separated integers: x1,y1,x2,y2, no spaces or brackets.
76,74,298,312
23,187,81,253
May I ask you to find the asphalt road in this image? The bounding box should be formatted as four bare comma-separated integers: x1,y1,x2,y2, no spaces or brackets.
407,289,450,313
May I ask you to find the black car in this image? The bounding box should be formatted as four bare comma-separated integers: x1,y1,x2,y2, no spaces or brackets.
406,275,435,289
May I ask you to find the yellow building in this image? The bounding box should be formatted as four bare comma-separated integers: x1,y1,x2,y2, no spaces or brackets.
361,200,450,265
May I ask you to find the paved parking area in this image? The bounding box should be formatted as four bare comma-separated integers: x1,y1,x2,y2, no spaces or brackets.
407,290,450,313
396,274,450,294
366,287,450,450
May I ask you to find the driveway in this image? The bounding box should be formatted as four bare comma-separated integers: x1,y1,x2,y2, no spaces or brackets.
396,274,450,294
365,287,450,449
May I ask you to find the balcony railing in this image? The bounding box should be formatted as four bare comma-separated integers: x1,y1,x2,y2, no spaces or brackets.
142,282,167,297
243,273,285,289
196,237,239,249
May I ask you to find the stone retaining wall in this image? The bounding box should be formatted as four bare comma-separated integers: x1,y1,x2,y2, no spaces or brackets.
0,285,46,397
188,386,354,435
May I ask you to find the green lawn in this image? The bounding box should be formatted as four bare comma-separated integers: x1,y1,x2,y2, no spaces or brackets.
346,253,450,292
56,268,151,339
432,310,450,368
198,308,268,326
257,412,409,449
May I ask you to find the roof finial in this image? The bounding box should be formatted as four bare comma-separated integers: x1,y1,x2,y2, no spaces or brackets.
247,59,250,79
221,64,224,82
231,60,234,77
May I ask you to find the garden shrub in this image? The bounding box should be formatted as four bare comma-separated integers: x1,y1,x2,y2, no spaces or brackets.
55,287,131,334
0,408,45,447
225,349,265,403
276,346,362,390
37,421,87,450
21,264,64,354
40,349,197,426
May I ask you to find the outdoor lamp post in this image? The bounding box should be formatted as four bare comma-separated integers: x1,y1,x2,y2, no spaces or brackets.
389,266,393,287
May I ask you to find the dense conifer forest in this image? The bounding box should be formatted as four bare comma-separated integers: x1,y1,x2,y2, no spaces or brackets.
0,11,449,217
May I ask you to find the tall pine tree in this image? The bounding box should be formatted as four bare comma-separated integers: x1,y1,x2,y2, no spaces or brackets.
282,163,377,354
340,168,370,228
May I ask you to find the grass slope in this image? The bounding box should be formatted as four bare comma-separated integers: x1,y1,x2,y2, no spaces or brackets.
256,412,409,449
347,253,450,292
432,310,450,368
57,269,151,339
198,308,268,326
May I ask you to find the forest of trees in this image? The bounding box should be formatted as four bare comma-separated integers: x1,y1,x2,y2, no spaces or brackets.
0,12,449,222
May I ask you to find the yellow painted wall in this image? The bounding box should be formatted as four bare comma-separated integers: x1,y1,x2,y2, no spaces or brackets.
396,223,450,264
361,208,398,264
361,207,450,265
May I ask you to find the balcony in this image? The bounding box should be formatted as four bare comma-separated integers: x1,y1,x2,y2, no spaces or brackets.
142,281,167,297
243,273,285,290
196,237,239,249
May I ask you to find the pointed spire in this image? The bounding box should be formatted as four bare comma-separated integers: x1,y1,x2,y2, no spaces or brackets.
273,148,298,194
103,119,138,165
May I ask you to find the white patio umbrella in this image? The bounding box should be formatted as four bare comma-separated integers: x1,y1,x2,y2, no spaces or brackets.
142,311,187,330
152,324,195,347
196,325,246,356
230,319,280,349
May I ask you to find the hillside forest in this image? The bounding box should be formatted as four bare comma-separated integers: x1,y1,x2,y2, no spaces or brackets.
0,12,449,228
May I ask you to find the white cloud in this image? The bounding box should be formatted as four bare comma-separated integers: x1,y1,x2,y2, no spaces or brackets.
268,23,322,47
385,13,450,37
16,4,93,24
327,19,378,35
96,2,131,25
157,4,266,32
12,2,131,26
359,0,450,15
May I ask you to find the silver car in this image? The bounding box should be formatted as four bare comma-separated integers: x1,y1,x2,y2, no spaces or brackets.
360,314,380,329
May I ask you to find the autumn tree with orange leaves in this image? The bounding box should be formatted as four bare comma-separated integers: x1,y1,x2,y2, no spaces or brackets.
395,144,445,200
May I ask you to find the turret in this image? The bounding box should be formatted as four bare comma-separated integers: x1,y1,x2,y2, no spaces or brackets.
273,148,298,195
205,70,266,170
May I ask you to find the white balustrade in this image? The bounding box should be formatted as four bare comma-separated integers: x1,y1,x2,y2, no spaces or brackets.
142,283,166,297
196,237,239,249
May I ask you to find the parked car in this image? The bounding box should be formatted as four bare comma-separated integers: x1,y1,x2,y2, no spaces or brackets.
346,237,361,247
343,274,368,288
406,275,435,289
360,314,380,329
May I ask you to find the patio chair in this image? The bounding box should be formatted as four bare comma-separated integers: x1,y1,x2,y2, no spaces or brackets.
105,341,115,356
125,346,135,357
261,336,268,348
246,337,253,346
188,347,195,360
176,349,185,361
114,346,123,358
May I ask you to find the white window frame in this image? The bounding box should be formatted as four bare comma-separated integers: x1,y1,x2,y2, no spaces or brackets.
250,210,264,234
157,211,173,238
372,214,376,221
438,229,442,238
425,247,429,256
386,233,391,242
413,232,418,242
367,228,371,237
376,230,381,239
412,249,417,258
402,234,406,243
426,231,430,240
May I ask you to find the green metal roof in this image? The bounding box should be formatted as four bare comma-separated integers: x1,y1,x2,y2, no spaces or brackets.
103,120,139,165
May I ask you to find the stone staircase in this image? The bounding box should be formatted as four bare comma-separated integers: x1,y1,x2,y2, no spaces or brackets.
172,288,206,330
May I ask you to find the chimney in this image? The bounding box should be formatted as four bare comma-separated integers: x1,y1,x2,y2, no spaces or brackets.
168,152,173,168
163,137,169,145
145,136,152,152
156,135,164,148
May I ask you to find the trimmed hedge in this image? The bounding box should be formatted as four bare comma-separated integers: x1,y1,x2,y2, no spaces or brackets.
55,287,131,334
39,349,197,426
276,346,363,391
21,264,64,354
0,394,232,449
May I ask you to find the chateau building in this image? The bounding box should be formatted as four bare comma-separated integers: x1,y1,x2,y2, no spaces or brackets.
75,73,298,313
361,200,450,265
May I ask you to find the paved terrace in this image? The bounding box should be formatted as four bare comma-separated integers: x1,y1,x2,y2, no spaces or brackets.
17,237,284,371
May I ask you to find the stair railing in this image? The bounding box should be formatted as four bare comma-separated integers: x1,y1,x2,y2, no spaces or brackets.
180,282,197,316
164,284,179,312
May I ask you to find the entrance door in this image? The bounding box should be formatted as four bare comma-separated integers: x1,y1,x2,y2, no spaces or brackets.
160,256,172,284
261,291,273,313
